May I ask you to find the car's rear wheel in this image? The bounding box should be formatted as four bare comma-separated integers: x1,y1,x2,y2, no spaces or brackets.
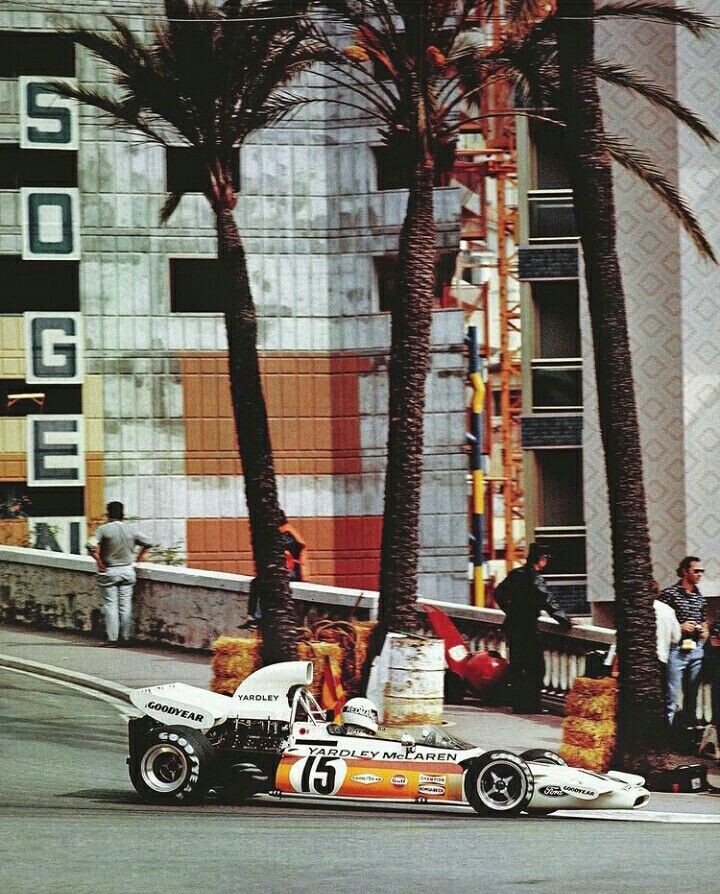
130,725,215,805
465,751,534,816
519,749,567,766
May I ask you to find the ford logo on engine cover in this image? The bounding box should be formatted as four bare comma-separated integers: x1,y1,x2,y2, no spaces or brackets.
539,785,565,797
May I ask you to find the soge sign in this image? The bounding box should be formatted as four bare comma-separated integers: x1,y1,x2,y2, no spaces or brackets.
19,76,85,489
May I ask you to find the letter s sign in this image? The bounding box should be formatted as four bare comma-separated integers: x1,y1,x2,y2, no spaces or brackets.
20,77,78,150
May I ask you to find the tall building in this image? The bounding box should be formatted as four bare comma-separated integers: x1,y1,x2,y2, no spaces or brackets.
0,2,469,601
517,7,720,623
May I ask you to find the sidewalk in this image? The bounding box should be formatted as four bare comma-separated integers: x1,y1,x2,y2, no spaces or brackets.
0,624,562,753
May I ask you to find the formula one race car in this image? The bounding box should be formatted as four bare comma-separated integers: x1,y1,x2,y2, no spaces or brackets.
127,661,650,816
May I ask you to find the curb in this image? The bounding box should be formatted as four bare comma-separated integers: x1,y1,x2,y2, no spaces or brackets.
0,652,132,703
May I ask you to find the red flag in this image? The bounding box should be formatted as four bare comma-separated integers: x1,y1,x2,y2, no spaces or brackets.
423,604,470,677
320,655,346,717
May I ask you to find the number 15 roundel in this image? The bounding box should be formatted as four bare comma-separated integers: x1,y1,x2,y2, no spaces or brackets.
288,756,347,796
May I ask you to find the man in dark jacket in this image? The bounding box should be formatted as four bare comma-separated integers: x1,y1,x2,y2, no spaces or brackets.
494,543,573,713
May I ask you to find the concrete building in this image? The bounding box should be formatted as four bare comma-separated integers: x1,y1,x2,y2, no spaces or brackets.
517,6,720,622
0,1,469,601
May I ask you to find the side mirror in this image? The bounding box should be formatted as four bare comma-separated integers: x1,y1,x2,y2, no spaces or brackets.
325,709,335,722
401,733,416,752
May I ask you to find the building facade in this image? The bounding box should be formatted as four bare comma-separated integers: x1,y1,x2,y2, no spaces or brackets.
0,2,470,602
517,7,720,621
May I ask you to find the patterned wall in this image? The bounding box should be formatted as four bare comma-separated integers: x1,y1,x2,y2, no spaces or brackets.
0,1,470,601
584,9,720,602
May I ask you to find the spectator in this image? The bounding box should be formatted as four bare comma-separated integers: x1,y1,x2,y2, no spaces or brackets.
659,556,708,727
494,543,575,714
653,579,681,707
86,502,152,647
704,619,720,756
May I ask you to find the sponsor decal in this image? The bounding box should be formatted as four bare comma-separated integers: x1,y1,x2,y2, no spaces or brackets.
417,784,445,796
391,775,408,788
538,785,565,798
562,786,597,798
306,745,458,762
419,774,446,786
147,701,206,723
351,774,382,785
236,694,279,702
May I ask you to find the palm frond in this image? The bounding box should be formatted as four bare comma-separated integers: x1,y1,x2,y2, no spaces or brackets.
603,133,716,261
49,82,169,144
593,2,717,36
159,191,185,224
594,60,716,145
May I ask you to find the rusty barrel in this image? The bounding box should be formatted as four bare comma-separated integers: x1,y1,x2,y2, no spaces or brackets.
382,635,445,727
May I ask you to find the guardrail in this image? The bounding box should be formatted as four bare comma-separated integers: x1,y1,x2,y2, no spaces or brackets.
0,545,712,722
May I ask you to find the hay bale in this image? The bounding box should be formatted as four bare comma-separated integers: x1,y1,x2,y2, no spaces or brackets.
210,634,261,695
564,676,617,720
560,676,617,772
559,743,613,774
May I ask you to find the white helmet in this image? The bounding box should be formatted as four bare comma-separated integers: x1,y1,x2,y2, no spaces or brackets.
341,697,379,734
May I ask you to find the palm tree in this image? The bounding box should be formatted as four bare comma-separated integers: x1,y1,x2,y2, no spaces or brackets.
317,0,504,642
56,0,319,663
502,0,716,770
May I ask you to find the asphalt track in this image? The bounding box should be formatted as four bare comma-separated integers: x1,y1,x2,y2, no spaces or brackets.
2,667,720,894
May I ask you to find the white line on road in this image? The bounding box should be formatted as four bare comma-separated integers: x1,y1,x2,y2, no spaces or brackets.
0,666,140,721
558,809,720,823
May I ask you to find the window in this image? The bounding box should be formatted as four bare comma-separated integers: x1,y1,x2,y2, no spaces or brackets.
531,361,582,413
0,144,77,189
0,32,75,77
166,147,240,194
0,483,84,517
374,251,456,312
1,381,82,417
372,143,456,191
528,190,577,241
532,281,580,358
0,257,79,312
537,449,584,527
170,258,225,313
530,119,570,190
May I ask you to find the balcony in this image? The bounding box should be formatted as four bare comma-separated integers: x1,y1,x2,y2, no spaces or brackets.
531,358,582,413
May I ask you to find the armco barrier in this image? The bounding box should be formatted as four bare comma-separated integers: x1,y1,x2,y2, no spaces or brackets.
0,544,712,723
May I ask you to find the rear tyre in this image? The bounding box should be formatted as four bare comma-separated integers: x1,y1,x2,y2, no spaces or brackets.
130,725,215,805
465,751,534,817
519,749,567,766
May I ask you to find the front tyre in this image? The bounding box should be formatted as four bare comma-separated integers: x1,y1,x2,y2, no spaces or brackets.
465,751,534,817
519,749,567,766
130,725,215,805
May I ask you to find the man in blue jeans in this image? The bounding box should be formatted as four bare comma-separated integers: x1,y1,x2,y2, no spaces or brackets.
87,502,152,646
659,556,708,728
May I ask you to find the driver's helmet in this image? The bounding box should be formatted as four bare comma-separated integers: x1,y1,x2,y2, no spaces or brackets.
341,697,379,735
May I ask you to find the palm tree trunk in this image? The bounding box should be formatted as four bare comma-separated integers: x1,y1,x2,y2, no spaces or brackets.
378,162,437,634
556,0,666,763
215,207,299,663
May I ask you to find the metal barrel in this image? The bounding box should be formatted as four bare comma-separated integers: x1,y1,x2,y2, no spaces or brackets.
382,635,445,727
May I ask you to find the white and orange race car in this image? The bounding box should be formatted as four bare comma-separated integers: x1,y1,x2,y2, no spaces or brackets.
127,661,650,816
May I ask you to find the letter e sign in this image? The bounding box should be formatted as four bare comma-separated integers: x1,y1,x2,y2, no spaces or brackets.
27,415,85,487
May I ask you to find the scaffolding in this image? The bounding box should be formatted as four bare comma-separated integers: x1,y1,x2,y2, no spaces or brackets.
446,26,525,604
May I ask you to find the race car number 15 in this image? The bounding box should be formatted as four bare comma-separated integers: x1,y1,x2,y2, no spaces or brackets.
289,756,347,795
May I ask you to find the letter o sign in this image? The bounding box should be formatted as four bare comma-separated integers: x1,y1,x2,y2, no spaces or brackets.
21,187,80,260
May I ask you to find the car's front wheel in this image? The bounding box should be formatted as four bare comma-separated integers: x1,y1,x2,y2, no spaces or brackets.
519,749,567,766
130,725,215,805
465,751,534,817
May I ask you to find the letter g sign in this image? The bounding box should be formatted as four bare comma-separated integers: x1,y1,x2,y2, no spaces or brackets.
24,312,84,384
